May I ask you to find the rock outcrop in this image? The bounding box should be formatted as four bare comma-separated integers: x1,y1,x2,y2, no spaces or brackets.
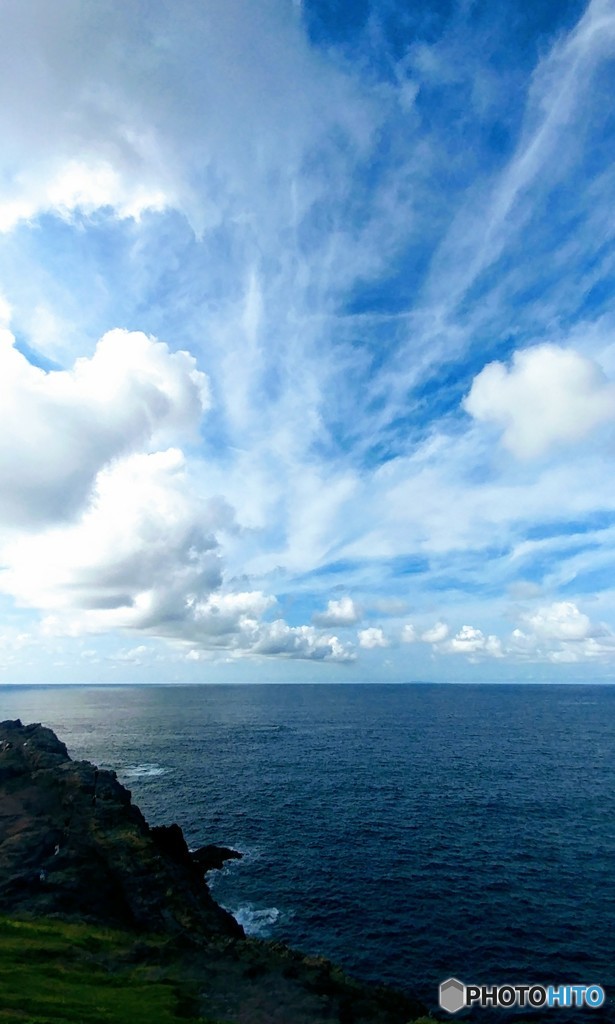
0,719,428,1024
0,719,241,937
191,842,243,871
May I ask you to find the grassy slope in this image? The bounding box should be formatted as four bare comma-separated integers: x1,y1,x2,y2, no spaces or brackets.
0,916,440,1024
0,916,223,1024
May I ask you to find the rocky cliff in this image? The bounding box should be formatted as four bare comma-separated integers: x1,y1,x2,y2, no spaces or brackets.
0,718,241,937
0,719,428,1024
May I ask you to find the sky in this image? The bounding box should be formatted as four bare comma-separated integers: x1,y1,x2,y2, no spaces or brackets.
1,0,615,683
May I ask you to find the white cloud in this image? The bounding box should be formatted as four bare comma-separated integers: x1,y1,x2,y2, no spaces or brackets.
188,591,276,642
572,636,615,660
411,606,615,664
0,0,375,235
506,628,538,659
508,602,615,664
421,0,615,319
421,622,449,644
0,327,209,527
547,648,583,664
0,438,353,663
464,344,615,458
0,295,11,326
520,601,598,641
484,635,505,658
444,625,504,658
0,160,169,232
313,596,361,627
2,448,221,625
358,627,389,649
0,315,364,667
110,645,152,664
2,2,615,681
185,648,210,662
252,620,355,662
20,304,72,361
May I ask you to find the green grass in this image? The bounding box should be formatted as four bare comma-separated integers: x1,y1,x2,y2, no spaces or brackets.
0,916,450,1024
0,917,223,1024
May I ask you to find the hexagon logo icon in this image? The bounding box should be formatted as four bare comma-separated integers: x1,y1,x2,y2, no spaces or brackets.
439,977,465,1014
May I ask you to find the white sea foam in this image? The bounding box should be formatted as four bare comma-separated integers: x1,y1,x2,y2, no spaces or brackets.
230,903,281,937
121,763,169,778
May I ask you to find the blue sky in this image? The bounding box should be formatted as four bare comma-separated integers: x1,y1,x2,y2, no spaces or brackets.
1,0,615,682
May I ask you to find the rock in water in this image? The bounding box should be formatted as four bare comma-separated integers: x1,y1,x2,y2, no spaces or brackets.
0,719,242,937
191,843,244,872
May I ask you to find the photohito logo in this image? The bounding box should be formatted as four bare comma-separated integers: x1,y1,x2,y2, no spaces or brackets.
439,978,605,1013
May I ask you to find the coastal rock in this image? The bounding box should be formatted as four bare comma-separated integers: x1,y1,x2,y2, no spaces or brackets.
191,843,244,872
0,719,428,1023
151,823,197,870
0,719,241,937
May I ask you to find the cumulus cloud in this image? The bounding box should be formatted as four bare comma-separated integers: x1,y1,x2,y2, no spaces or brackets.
0,322,361,665
421,622,450,644
509,601,615,664
0,440,353,663
185,591,276,645
3,1,615,680
2,448,221,626
252,620,355,662
464,344,615,458
552,636,615,663
0,327,209,526
443,625,504,658
313,596,361,627
401,623,417,643
413,607,615,664
358,627,389,649
520,600,597,641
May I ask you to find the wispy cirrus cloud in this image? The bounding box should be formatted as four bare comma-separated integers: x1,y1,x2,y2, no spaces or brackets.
1,0,615,680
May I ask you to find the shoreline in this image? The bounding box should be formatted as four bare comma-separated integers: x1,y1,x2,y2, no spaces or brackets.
0,718,429,1024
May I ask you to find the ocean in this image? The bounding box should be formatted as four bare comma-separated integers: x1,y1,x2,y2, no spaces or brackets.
1,682,614,1021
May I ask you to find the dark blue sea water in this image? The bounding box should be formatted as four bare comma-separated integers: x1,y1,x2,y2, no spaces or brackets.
1,683,614,1022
